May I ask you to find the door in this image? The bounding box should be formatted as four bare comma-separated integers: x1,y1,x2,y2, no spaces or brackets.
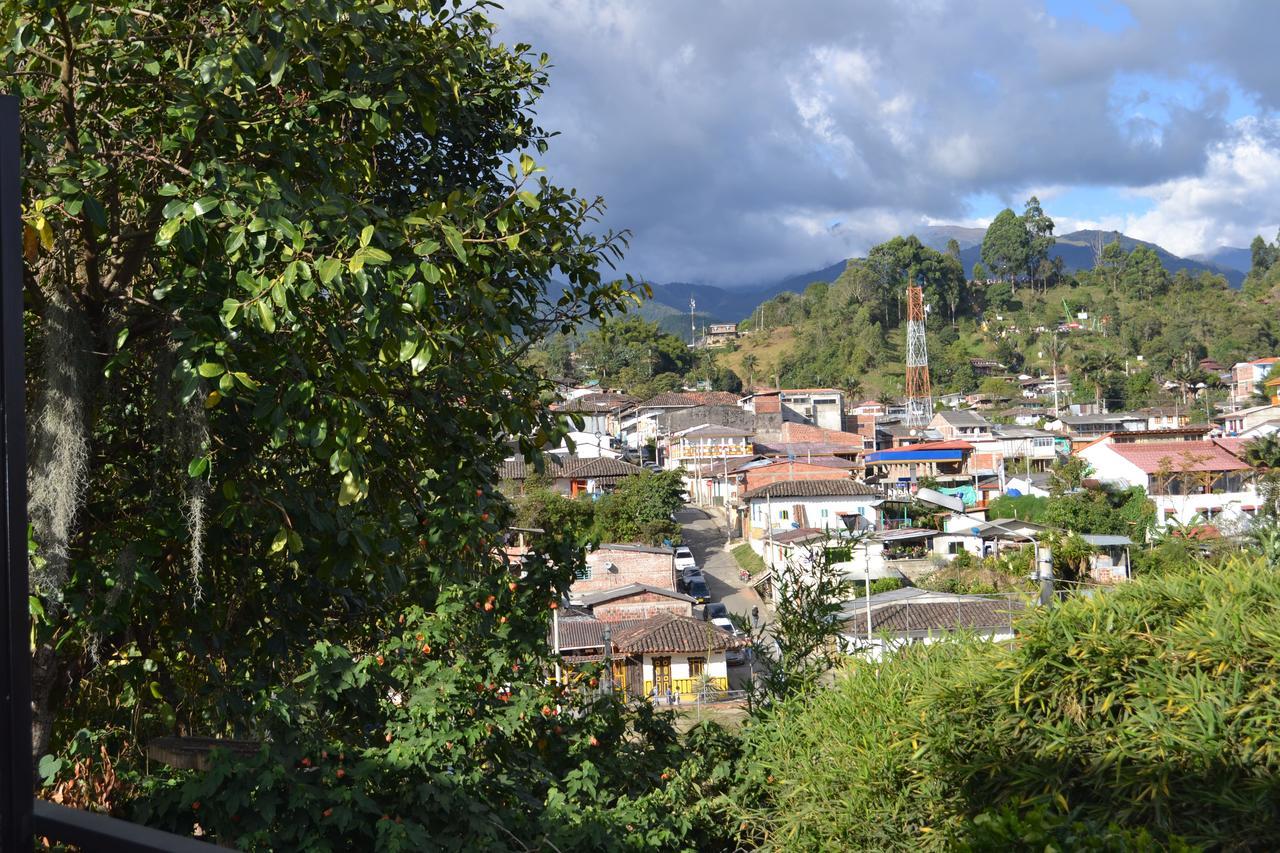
652,656,672,697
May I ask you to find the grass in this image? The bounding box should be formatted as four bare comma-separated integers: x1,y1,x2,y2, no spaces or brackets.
731,542,766,576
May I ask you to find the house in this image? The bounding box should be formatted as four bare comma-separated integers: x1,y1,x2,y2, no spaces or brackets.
578,583,695,621
929,409,994,441
704,323,739,347
1266,375,1280,406
862,440,976,487
1132,406,1192,431
614,613,742,701
551,611,744,701
667,423,754,469
837,587,1024,661
732,456,858,492
573,544,677,600
550,393,637,458
1076,437,1256,529
1230,357,1280,407
989,426,1064,474
498,454,567,496
1218,403,1280,436
849,400,887,417
620,391,743,454
1045,411,1147,445
553,456,645,498
934,517,1052,559
777,388,846,431
999,405,1048,427
742,479,881,545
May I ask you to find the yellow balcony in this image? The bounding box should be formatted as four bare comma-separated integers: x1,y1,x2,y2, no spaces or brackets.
643,676,729,702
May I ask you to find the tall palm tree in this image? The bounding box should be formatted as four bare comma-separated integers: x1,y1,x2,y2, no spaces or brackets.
741,353,759,391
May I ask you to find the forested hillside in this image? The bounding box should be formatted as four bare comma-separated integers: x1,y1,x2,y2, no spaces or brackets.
717,202,1277,409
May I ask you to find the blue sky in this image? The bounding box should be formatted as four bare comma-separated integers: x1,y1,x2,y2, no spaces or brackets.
494,1,1280,285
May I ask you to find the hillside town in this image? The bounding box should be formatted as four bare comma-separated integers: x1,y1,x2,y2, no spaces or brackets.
508,353,1280,697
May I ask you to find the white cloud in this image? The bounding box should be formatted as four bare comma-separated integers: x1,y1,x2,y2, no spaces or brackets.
1122,118,1280,254
491,1,1280,284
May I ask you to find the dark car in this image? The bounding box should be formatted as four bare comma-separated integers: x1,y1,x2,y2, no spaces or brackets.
685,578,710,604
702,602,729,621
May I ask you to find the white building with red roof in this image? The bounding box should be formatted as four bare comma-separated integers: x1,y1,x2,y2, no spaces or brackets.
1076,436,1257,529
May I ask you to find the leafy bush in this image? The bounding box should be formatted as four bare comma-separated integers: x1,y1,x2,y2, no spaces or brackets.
739,557,1280,849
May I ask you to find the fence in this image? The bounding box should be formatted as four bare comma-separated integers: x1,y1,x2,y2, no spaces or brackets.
642,676,730,703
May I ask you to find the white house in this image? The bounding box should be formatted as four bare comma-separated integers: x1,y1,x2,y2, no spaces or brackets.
553,611,743,702
741,479,881,546
1076,437,1257,529
666,423,753,470
838,587,1024,661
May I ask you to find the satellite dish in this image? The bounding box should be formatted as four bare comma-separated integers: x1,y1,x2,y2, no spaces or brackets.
1007,488,1022,497
970,527,981,535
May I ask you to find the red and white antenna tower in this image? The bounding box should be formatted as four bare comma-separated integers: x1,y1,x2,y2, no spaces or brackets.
904,283,933,428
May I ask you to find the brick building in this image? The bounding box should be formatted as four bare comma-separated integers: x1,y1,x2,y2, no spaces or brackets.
580,583,695,621
573,543,676,599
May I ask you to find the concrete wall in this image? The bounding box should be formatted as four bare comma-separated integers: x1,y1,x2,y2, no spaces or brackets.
661,405,755,435
575,546,675,597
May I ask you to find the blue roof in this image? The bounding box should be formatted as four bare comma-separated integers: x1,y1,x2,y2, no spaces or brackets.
865,449,964,462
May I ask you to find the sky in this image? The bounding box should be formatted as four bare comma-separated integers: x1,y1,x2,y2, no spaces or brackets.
492,1,1280,286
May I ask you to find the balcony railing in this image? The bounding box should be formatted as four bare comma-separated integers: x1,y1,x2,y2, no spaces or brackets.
643,676,729,701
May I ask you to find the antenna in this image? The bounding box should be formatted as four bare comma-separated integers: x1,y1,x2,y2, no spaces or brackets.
904,283,933,428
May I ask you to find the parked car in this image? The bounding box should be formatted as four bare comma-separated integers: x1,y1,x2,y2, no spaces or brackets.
685,578,710,604
702,602,729,622
673,546,697,572
678,568,704,594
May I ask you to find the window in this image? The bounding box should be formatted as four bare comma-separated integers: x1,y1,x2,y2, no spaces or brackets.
778,509,789,521
820,508,829,519
689,657,705,678
948,542,965,555
574,563,592,581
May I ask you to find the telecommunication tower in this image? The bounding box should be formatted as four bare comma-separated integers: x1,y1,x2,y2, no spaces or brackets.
689,297,697,346
904,284,933,427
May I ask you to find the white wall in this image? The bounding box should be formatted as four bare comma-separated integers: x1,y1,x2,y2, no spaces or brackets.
749,495,877,531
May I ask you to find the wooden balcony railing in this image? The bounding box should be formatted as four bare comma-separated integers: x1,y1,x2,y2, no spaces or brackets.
643,676,729,701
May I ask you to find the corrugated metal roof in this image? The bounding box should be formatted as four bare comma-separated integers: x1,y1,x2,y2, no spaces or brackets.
843,598,1024,638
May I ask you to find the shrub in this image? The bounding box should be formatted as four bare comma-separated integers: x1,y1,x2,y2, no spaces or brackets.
739,557,1280,849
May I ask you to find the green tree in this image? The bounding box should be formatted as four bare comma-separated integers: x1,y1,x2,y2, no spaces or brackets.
747,537,858,708
1022,196,1056,293
9,0,639,814
591,469,686,544
981,208,1031,291
740,352,760,391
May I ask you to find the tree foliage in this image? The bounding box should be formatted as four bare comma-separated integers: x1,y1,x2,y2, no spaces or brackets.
6,0,660,838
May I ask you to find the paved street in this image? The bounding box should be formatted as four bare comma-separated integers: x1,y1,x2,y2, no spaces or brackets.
676,506,767,691
675,506,765,625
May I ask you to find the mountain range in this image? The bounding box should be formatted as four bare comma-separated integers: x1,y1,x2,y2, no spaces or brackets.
645,229,1249,326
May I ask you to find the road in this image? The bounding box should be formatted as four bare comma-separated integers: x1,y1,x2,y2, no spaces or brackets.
676,506,767,692
675,506,765,625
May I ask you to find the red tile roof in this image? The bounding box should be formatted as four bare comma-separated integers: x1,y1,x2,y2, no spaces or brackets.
611,613,746,654
1107,440,1251,474
780,422,864,445
639,391,741,408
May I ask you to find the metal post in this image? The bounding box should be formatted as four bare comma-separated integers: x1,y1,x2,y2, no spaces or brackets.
0,94,32,851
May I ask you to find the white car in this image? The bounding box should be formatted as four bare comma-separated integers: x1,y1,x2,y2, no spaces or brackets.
673,546,697,571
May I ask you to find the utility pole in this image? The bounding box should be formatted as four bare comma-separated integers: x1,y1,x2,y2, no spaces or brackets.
1052,331,1061,417
689,297,697,347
